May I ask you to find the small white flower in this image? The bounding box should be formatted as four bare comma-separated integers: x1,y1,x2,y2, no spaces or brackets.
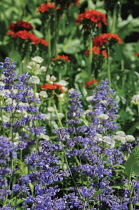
46,74,50,81
31,56,44,64
97,114,109,120
100,100,107,105
115,131,126,137
131,95,139,105
39,134,50,140
58,80,68,86
0,115,10,123
51,76,57,82
68,88,75,93
39,91,48,98
47,107,55,112
103,136,112,144
28,76,40,84
27,61,36,69
125,135,135,142
86,96,92,102
59,93,65,98
114,135,126,144
40,66,47,72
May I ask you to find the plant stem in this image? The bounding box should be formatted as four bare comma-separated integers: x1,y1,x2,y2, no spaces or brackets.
89,35,93,77
111,4,117,33
107,47,111,83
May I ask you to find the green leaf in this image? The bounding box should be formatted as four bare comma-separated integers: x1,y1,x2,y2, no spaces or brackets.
125,145,139,178
62,39,83,54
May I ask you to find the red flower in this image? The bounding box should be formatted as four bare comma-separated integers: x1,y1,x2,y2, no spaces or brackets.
12,30,30,39
52,55,70,62
7,30,48,47
84,79,98,87
85,47,108,58
40,83,65,93
76,9,107,29
37,3,55,13
93,33,122,48
8,21,33,32
134,53,139,56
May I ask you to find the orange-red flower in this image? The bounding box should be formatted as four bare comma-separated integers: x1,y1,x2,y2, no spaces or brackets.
40,83,66,93
84,79,98,87
52,55,70,62
85,47,108,58
37,3,55,13
8,21,33,32
93,33,122,48
134,53,139,56
12,30,30,39
76,9,107,30
7,30,48,47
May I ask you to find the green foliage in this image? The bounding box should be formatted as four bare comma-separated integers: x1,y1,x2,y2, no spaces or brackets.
125,145,139,178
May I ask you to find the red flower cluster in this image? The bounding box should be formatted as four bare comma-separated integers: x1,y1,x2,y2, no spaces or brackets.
8,21,33,32
85,47,108,58
76,9,107,29
93,33,122,48
84,79,98,87
52,55,70,62
134,53,139,56
7,28,48,46
37,3,55,13
40,83,66,93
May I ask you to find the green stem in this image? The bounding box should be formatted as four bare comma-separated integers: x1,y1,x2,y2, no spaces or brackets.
89,35,93,77
111,4,117,33
107,47,111,83
48,20,51,62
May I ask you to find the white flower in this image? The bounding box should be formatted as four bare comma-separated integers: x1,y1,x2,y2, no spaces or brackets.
115,131,126,137
59,93,65,98
58,80,68,86
27,61,36,69
100,100,107,105
46,74,50,81
40,66,47,72
125,135,135,142
114,135,126,144
39,134,50,140
28,76,40,84
47,107,55,112
0,115,10,123
86,96,92,102
68,88,75,93
94,134,103,142
97,114,109,120
131,95,139,105
51,76,57,82
39,91,48,98
103,136,112,144
31,56,44,64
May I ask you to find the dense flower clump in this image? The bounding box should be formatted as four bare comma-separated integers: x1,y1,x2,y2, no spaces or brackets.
52,55,71,63
37,3,55,13
93,33,122,48
40,83,66,93
84,79,98,87
8,21,33,32
7,30,48,46
76,9,107,30
85,46,108,58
